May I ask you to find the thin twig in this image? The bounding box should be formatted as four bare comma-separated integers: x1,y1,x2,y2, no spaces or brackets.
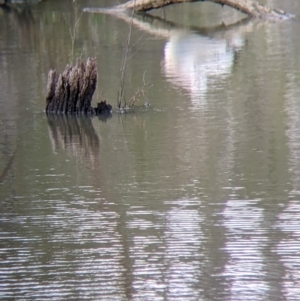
127,72,152,107
70,0,83,63
118,7,135,108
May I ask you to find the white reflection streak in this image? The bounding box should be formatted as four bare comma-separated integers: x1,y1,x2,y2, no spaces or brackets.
127,210,165,301
285,84,300,190
276,202,300,300
279,73,300,299
163,33,243,105
222,199,267,300
164,198,203,300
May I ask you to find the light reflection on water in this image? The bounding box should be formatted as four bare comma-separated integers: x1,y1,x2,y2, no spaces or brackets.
2,1,300,300
164,32,243,105
163,198,203,300
222,198,267,300
0,185,127,300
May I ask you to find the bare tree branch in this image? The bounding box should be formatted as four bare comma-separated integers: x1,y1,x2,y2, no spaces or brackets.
84,0,293,20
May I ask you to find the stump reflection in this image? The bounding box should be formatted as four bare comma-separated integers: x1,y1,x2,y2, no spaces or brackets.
47,115,100,166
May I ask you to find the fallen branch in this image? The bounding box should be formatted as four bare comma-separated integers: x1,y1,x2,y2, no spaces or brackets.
85,0,293,20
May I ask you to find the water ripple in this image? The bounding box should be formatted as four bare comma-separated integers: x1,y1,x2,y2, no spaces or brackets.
222,198,268,300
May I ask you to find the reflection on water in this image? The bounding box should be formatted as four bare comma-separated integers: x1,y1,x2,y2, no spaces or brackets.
47,116,100,166
222,198,267,300
2,1,300,300
163,198,203,300
110,11,252,107
163,30,244,103
276,201,300,300
0,185,127,300
278,54,300,299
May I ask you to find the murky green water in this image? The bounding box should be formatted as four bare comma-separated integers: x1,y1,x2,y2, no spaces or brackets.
1,0,300,300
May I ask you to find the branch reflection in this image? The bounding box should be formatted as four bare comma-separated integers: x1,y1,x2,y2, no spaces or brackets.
100,10,255,105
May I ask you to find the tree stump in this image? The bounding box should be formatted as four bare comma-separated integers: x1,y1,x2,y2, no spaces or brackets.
46,58,98,115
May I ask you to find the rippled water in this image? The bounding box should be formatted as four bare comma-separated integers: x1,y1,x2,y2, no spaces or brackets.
1,0,300,300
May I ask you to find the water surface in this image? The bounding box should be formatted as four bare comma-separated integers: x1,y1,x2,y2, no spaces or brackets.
1,0,300,300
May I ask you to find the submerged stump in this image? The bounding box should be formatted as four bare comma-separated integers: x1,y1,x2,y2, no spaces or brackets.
95,100,112,115
46,58,100,115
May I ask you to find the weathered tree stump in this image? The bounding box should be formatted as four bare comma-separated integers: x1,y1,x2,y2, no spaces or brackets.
46,58,99,115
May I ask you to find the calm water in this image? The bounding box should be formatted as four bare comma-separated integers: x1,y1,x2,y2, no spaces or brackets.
1,0,300,300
